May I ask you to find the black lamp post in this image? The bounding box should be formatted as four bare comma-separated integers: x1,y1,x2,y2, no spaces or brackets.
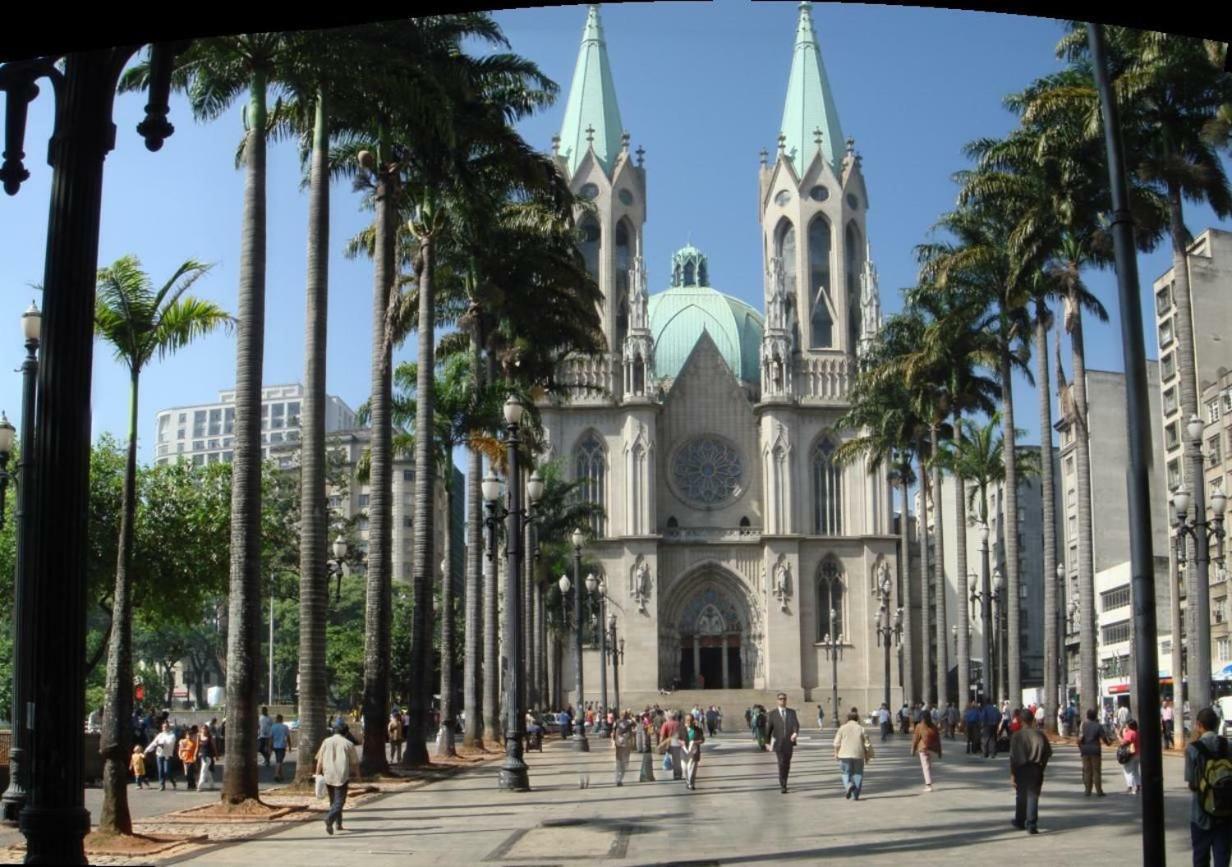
1172,480,1227,708
970,522,995,703
0,303,39,823
525,469,545,712
482,396,530,791
328,536,349,604
558,527,589,751
587,573,609,733
993,568,1007,704
609,615,623,715
874,570,901,710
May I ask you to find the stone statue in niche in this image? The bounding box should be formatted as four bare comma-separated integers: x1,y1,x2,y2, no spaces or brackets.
876,559,891,594
632,558,652,614
772,556,792,612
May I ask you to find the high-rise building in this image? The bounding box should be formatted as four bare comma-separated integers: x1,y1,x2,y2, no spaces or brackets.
152,383,356,468
1200,368,1232,675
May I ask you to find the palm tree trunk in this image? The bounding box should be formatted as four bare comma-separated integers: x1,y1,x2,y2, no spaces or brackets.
1168,181,1208,712
953,418,970,709
899,472,916,704
918,447,932,705
463,328,485,749
1069,288,1099,717
99,371,140,834
999,338,1023,705
223,68,268,804
406,231,437,767
437,471,457,757
931,423,948,705
361,153,395,776
295,88,330,786
1035,303,1059,733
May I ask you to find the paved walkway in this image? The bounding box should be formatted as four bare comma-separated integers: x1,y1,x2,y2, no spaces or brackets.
162,728,1197,865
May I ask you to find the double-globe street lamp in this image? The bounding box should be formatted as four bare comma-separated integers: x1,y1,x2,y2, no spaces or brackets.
559,528,589,751
608,614,623,716
481,396,539,791
586,572,610,734
874,571,902,711
969,521,995,703
1,301,41,822
1171,472,1227,712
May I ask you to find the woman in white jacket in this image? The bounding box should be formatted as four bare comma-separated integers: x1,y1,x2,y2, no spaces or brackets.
144,721,179,790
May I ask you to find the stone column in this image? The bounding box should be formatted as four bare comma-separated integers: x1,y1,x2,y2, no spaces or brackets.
693,637,701,688
721,636,730,688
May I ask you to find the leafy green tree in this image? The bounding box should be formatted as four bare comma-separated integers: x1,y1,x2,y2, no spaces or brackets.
93,254,229,835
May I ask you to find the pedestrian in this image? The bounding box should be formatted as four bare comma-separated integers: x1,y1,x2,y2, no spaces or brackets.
145,720,178,790
197,723,216,790
834,708,870,800
130,745,149,789
752,705,768,751
217,717,226,758
659,710,683,780
388,709,405,763
271,713,291,782
1186,706,1232,866
680,711,705,791
911,709,942,792
964,701,982,755
1120,719,1142,794
177,725,200,791
1163,699,1176,750
765,692,801,793
945,702,960,740
878,702,892,742
1009,708,1052,834
705,705,718,737
1078,707,1112,797
258,705,273,766
612,712,634,786
817,703,826,732
315,718,361,835
1009,708,1023,735
637,712,656,782
1115,703,1130,737
1034,703,1045,729
981,699,1000,758
898,703,910,735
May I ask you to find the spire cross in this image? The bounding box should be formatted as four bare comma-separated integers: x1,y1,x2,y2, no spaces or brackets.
621,131,630,153
845,137,855,156
759,147,768,167
586,125,596,145
813,127,823,149
551,135,560,155
635,145,645,167
777,132,786,153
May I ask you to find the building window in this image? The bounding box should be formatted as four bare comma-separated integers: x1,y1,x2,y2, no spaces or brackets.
816,558,844,642
193,440,204,451
403,469,414,483
1155,284,1172,316
575,432,607,537
192,454,205,467
358,494,370,508
1167,459,1181,490
1164,387,1179,417
207,452,220,464
1101,619,1131,645
356,516,369,531
193,410,207,438
1209,400,1222,425
806,217,833,349
271,403,285,430
208,408,222,436
224,407,235,434
1209,436,1223,467
812,436,842,535
288,402,301,427
1159,318,1173,348
579,215,600,279
1161,352,1176,381
1100,585,1132,612
1219,638,1232,662
1165,421,1179,450
222,451,233,463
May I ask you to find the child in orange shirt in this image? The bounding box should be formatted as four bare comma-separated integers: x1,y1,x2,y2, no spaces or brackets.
130,745,149,788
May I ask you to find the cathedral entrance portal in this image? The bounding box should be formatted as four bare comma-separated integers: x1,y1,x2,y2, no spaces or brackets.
671,585,747,689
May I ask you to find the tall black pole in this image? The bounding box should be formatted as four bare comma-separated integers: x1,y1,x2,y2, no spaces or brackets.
1088,22,1164,863
499,417,529,791
980,533,992,703
830,607,839,723
611,620,620,714
572,542,588,751
1,328,38,822
598,589,608,726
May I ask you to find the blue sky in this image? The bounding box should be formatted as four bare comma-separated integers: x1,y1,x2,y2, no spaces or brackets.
1,1,1228,468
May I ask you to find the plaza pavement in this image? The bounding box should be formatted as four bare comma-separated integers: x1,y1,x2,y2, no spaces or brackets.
163,726,1198,865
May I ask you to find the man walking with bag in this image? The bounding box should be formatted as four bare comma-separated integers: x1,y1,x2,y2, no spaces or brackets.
315,718,361,835
765,692,800,793
1009,710,1052,834
1186,707,1232,865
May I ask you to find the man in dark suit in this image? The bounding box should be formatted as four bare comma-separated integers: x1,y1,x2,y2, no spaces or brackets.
765,692,800,793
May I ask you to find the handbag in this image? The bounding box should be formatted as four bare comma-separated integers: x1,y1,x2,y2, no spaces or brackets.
1116,744,1133,765
863,735,875,762
662,753,673,771
313,774,328,799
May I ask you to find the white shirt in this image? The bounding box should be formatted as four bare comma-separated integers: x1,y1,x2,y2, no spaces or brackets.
878,708,890,724
315,733,360,787
258,714,273,738
146,731,178,759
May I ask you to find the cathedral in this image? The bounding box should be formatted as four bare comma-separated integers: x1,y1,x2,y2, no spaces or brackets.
542,3,902,712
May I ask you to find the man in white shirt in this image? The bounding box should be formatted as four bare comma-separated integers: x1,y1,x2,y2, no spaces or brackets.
877,703,892,741
315,719,361,834
258,706,273,766
144,721,179,790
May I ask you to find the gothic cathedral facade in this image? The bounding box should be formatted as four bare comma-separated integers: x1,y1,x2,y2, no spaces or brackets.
541,3,901,710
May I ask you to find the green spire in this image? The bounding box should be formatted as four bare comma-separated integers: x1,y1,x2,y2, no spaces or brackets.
779,1,845,174
558,4,625,178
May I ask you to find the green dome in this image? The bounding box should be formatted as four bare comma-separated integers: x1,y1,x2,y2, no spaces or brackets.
648,247,764,386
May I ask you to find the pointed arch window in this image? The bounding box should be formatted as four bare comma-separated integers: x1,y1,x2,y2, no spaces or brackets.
575,432,607,537
579,215,601,281
845,221,863,352
808,217,833,349
812,436,842,535
817,558,845,642
615,219,632,350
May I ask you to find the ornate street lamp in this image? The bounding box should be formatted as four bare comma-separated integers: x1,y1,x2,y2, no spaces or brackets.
609,614,623,715
1172,479,1227,710
560,526,589,751
969,522,993,703
993,567,1006,703
586,572,609,733
328,536,349,604
1,300,40,822
483,396,531,791
875,571,901,710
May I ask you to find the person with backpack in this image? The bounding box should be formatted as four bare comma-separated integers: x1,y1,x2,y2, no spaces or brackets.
1188,706,1232,865
1120,719,1142,794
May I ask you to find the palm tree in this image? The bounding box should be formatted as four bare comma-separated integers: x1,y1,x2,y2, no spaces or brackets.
125,33,295,805
1034,28,1231,710
94,255,229,834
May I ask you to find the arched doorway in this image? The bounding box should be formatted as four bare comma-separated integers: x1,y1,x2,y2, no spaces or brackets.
667,581,750,689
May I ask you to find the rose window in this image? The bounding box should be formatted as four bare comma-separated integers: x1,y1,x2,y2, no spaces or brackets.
671,436,743,506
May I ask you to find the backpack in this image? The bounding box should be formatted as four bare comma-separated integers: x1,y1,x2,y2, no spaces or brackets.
1195,738,1232,819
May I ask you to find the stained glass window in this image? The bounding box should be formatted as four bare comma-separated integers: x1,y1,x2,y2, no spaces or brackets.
672,436,743,506
813,437,842,534
575,432,606,537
